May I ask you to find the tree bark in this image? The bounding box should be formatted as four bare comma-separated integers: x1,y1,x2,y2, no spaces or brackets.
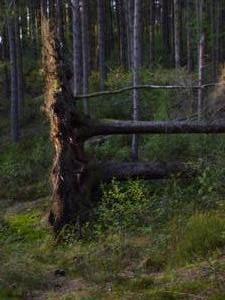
127,0,134,69
15,11,24,117
72,0,83,96
7,5,20,143
81,0,89,115
132,0,141,161
149,0,155,68
162,0,171,66
198,33,205,121
41,11,93,233
99,161,193,182
56,0,65,46
97,0,107,90
187,0,194,72
174,0,181,68
116,0,129,69
80,119,225,138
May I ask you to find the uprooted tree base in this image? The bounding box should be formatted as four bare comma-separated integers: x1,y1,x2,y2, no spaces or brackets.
42,17,224,234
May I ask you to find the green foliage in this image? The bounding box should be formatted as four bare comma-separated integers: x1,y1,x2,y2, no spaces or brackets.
0,136,51,199
95,180,151,233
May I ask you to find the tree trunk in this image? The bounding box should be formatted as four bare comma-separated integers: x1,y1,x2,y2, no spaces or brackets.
7,6,20,143
149,0,155,68
97,0,107,90
187,0,194,72
1,28,10,99
15,12,24,117
72,0,83,96
116,0,129,69
198,33,205,121
81,0,89,115
99,161,193,182
56,0,65,46
41,11,93,233
174,0,181,68
81,119,225,138
127,0,134,69
132,0,141,161
162,0,171,66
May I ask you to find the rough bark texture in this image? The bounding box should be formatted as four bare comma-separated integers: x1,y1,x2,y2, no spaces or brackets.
42,15,91,233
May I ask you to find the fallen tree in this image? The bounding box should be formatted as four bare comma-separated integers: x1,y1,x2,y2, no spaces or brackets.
41,10,221,234
98,161,194,182
80,119,225,139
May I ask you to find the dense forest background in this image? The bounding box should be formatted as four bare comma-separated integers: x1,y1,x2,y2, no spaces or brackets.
2,0,225,144
2,1,225,299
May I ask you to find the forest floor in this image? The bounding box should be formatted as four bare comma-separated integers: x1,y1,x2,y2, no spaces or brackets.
1,196,225,300
1,69,225,299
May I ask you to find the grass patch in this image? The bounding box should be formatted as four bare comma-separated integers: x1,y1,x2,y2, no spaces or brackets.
172,213,225,265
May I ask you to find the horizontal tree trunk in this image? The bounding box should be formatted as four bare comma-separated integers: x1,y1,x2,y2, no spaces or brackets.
98,161,193,182
80,119,225,139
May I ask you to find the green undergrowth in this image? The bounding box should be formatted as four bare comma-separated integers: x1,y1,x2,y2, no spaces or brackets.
1,68,225,298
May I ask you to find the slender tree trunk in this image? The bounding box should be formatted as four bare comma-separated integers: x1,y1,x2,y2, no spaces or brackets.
162,0,171,66
128,0,134,70
116,0,128,69
15,12,24,116
149,0,155,68
97,0,107,90
72,0,83,96
81,0,89,115
56,0,65,46
132,0,141,161
7,8,20,143
198,33,205,121
187,0,194,72
174,0,181,68
1,28,10,99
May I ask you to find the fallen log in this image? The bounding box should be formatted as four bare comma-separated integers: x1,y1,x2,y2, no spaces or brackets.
81,119,225,139
97,161,194,182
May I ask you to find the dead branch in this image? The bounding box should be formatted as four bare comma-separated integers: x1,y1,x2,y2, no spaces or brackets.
74,83,221,100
